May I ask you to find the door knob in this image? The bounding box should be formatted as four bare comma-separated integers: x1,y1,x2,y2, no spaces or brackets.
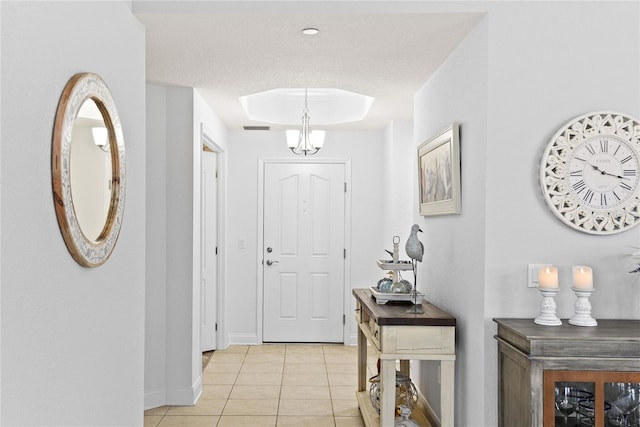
266,260,279,266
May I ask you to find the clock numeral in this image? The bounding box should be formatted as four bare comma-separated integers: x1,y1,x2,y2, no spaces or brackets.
624,169,637,177
573,180,587,194
621,155,633,164
620,181,633,191
614,144,622,156
585,144,596,156
601,193,608,206
613,190,622,201
583,189,594,203
600,139,609,153
569,170,583,177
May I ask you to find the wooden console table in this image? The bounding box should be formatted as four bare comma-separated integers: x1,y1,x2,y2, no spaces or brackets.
353,288,456,427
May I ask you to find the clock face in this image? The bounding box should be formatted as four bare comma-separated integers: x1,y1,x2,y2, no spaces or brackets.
540,112,640,234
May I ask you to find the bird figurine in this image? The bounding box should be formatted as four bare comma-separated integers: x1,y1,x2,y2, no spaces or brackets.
405,224,423,263
405,224,424,313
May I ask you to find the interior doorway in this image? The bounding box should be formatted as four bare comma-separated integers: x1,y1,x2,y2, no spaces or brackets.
198,124,226,353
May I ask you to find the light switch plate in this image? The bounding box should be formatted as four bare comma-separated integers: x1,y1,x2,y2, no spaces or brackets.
528,264,552,288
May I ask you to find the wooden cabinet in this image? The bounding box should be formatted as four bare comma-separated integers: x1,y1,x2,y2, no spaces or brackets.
354,288,456,427
494,318,640,427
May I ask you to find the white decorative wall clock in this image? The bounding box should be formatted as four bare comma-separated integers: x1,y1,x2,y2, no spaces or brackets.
540,112,640,234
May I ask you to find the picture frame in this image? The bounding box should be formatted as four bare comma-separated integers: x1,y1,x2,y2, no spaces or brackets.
417,122,461,216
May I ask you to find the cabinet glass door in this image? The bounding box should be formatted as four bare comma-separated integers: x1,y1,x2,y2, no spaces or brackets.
604,382,640,427
554,382,595,426
545,372,640,427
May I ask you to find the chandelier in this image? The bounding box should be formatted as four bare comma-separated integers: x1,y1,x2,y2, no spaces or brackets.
286,88,325,156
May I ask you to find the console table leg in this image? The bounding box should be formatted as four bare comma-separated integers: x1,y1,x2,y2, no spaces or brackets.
441,360,455,426
380,358,396,427
358,328,367,392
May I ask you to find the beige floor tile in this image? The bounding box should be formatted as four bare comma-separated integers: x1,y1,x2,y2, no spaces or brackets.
144,415,163,427
222,399,279,416
285,344,324,354
230,385,281,400
335,416,366,427
240,361,284,374
328,373,358,386
277,415,336,426
248,345,286,354
157,415,220,426
326,363,357,374
332,399,361,417
284,362,326,373
166,396,226,416
218,345,250,354
202,384,233,400
211,352,247,364
235,372,283,386
324,353,357,365
217,415,277,426
322,344,357,353
280,385,330,400
282,371,328,386
202,372,238,385
331,385,357,400
285,353,325,364
205,361,243,374
244,353,285,365
278,399,333,416
145,406,170,416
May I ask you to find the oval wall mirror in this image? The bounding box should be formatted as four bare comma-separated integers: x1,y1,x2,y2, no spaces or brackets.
52,73,126,267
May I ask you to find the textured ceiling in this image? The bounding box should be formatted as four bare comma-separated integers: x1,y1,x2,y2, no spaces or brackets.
135,4,482,131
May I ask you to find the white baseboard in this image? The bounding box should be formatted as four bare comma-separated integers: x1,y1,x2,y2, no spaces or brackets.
144,376,203,410
345,332,358,346
417,388,441,427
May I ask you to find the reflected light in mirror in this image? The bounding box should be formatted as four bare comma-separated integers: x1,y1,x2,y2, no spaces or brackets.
92,127,110,152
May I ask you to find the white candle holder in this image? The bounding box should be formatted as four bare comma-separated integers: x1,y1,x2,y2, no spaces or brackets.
534,288,562,326
568,287,597,327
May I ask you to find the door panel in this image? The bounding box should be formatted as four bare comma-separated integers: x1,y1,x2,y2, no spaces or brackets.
201,150,218,351
263,163,345,342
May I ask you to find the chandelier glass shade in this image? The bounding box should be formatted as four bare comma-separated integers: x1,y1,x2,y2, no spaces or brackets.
287,89,325,156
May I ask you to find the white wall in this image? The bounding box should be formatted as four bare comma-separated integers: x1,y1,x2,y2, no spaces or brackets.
410,2,640,426
225,130,386,344
412,14,489,426
1,2,146,425
382,120,415,240
145,85,228,408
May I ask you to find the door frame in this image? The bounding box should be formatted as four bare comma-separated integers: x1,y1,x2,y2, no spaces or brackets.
257,158,352,344
199,124,227,350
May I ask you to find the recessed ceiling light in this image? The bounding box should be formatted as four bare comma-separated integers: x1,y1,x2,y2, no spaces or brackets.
302,28,319,36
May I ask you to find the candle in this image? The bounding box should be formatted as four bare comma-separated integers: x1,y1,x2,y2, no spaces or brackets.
538,266,558,289
573,266,593,289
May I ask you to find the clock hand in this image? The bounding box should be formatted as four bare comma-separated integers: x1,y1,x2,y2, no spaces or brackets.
587,162,628,180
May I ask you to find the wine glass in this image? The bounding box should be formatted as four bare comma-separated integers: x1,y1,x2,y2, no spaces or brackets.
607,383,640,427
556,385,576,425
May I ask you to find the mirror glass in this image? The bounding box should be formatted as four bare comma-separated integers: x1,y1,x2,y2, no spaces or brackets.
52,73,125,267
70,99,113,242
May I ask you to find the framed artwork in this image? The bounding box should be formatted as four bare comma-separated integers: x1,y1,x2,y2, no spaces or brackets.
417,122,461,216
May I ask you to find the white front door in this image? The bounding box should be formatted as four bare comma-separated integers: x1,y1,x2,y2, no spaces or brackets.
201,149,218,351
262,162,346,342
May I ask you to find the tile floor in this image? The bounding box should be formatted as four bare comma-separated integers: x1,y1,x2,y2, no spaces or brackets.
144,344,378,427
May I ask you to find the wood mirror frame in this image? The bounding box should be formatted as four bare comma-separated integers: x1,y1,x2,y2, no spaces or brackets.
52,73,126,267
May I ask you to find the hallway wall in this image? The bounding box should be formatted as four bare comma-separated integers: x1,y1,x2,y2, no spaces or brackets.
408,3,640,426
1,2,146,425
145,84,228,409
